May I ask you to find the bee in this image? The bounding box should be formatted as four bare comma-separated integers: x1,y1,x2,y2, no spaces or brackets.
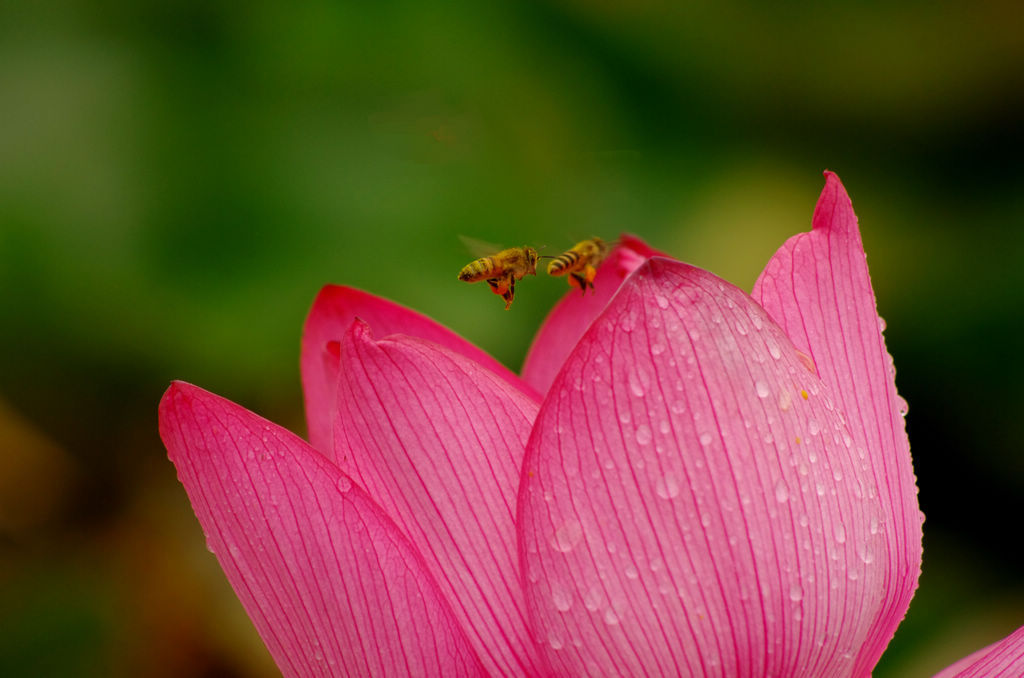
547,237,610,294
458,246,540,310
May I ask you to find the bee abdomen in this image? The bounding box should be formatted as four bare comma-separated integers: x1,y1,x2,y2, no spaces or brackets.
459,257,496,282
547,251,581,275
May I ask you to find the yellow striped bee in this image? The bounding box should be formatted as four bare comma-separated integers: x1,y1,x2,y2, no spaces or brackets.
547,237,610,294
458,246,540,310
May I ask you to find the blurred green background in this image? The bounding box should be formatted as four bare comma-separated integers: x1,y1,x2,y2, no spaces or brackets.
1,1,1022,676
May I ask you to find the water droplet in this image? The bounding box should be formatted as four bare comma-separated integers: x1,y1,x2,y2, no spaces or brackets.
658,419,671,434
755,381,770,398
798,514,809,527
858,545,875,564
651,342,666,355
548,630,564,650
789,584,804,602
628,372,645,398
604,608,621,625
779,389,792,411
808,419,821,436
624,565,639,580
795,349,817,375
774,480,789,503
896,395,909,417
635,424,652,446
699,432,713,446
552,585,572,612
768,343,782,360
670,400,685,414
735,321,749,336
336,475,353,493
834,523,847,544
878,316,887,331
655,474,681,499
583,587,602,611
551,520,583,552
700,513,712,528
618,410,631,424
655,294,670,309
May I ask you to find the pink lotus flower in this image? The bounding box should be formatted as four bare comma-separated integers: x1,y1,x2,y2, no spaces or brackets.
159,172,1023,677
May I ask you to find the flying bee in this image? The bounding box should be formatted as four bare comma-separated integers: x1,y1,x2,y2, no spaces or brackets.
547,237,610,295
458,245,540,310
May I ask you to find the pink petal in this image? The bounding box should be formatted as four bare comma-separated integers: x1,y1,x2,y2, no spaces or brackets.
752,171,923,674
522,235,663,395
333,321,543,676
932,624,1024,677
519,259,890,677
159,382,486,678
301,285,538,457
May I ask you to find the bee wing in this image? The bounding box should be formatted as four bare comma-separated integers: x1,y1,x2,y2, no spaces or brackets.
459,235,506,257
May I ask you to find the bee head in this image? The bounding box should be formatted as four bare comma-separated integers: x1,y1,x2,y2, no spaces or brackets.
525,246,539,274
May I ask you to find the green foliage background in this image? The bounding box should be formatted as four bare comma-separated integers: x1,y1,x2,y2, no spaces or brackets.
1,1,1022,676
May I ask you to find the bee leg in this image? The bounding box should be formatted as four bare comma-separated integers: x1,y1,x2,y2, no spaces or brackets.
584,265,598,294
486,278,502,296
503,274,516,310
570,272,587,296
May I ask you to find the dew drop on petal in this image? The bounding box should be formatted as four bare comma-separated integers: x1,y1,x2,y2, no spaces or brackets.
552,584,573,612
655,294,670,309
755,381,770,399
604,608,621,626
774,480,789,503
583,586,602,611
548,630,564,650
789,584,804,602
655,474,681,500
896,395,909,417
635,424,652,446
336,476,353,493
551,520,584,553
834,523,847,544
628,372,645,398
768,342,782,360
624,565,639,580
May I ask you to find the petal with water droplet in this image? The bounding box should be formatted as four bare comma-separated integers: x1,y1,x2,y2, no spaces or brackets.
302,285,538,457
159,381,485,677
519,258,887,676
752,171,923,674
334,321,542,676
